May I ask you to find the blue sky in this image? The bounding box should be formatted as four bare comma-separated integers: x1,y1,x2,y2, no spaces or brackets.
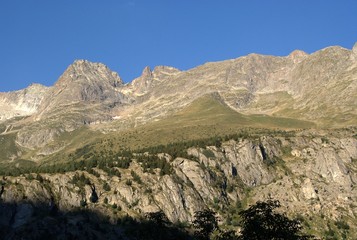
1,0,356,92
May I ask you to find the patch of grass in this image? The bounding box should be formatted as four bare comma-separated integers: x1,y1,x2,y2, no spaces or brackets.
281,146,293,157
0,132,19,161
251,91,294,111
0,95,317,172
90,95,314,152
202,149,215,159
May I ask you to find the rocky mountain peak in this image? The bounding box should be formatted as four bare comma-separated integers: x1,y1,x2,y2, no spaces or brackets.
153,66,181,75
55,60,123,89
26,83,49,92
128,66,154,95
352,42,357,55
32,59,125,121
288,50,308,63
141,66,152,78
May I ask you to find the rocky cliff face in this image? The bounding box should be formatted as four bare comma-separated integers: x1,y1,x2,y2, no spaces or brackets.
6,60,130,150
109,44,357,130
34,59,126,121
46,60,123,107
1,130,357,238
0,84,49,121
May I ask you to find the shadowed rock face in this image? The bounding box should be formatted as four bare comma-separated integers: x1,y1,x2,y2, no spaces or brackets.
0,131,356,238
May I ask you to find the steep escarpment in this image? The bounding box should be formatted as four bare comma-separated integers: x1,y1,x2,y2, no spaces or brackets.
1,130,357,238
0,84,49,121
41,60,124,111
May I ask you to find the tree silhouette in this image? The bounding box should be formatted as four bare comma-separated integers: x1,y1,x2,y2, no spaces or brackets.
212,229,238,240
145,211,170,227
238,200,313,240
193,209,218,240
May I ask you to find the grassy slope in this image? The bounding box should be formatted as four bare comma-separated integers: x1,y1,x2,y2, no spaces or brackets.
0,94,316,166
152,94,314,129
93,94,315,151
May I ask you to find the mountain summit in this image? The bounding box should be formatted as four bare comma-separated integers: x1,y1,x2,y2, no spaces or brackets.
0,43,356,152
52,59,123,103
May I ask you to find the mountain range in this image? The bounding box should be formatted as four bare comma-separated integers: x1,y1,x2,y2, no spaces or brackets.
0,43,357,239
1,43,356,159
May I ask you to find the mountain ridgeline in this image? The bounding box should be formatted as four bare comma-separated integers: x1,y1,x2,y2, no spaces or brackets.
0,44,356,153
0,44,357,239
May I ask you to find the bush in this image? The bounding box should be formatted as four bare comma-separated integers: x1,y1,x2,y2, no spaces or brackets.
335,220,350,230
239,200,313,240
125,179,132,186
226,183,234,193
80,199,87,207
36,174,44,183
70,173,91,187
202,149,215,159
131,170,142,184
103,182,111,191
25,174,34,181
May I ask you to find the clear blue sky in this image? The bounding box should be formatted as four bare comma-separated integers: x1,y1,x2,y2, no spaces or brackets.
1,0,356,92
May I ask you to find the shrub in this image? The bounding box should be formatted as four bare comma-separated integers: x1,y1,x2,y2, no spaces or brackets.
131,170,142,184
70,173,91,187
80,199,87,207
125,179,132,186
335,220,350,230
202,149,215,159
103,182,111,191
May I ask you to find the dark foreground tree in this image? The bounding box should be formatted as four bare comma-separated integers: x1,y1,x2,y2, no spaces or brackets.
193,209,218,240
238,200,314,240
145,211,170,227
212,229,238,240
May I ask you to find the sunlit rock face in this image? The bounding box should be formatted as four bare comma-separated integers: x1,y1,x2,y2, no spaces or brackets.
0,43,356,150
0,84,49,121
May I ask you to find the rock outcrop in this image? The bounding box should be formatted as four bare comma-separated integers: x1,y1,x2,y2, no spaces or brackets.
1,130,356,238
0,84,49,121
